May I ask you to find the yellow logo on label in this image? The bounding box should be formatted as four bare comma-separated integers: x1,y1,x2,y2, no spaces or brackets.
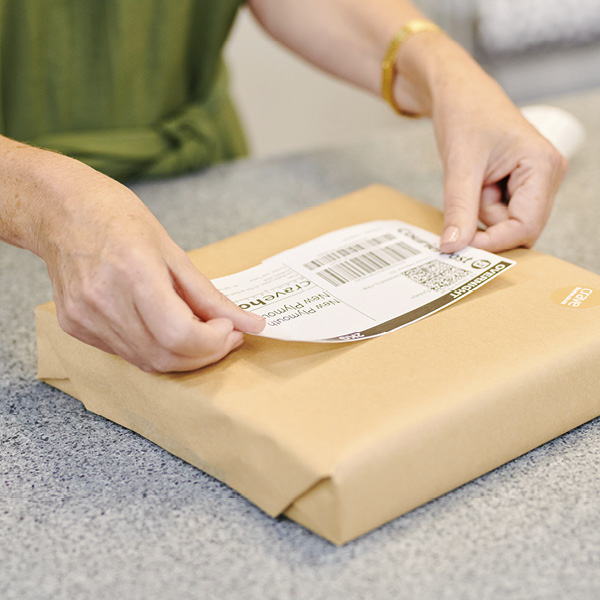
551,286,600,309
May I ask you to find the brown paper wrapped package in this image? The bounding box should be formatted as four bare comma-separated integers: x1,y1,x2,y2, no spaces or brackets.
36,185,600,544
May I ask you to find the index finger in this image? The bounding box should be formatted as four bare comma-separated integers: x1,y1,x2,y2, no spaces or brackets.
439,151,486,253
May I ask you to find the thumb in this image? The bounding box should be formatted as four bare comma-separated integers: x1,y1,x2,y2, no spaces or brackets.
172,258,265,334
439,156,484,253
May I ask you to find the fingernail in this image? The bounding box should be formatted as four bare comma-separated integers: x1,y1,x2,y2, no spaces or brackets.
249,312,265,322
440,225,460,249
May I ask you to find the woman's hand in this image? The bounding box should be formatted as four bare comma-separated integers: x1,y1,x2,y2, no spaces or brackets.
248,0,567,253
395,33,568,253
28,157,265,372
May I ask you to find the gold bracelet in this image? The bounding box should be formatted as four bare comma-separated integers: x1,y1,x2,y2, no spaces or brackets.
381,18,442,117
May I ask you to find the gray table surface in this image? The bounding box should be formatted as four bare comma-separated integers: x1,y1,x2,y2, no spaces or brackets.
2,88,600,600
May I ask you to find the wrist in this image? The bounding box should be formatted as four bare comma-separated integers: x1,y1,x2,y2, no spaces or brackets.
0,138,73,254
381,19,442,117
0,138,118,260
391,31,475,118
26,150,108,259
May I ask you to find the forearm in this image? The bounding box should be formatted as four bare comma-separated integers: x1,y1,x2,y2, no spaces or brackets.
247,0,567,253
0,135,101,256
0,135,264,372
248,0,423,88
0,136,52,252
247,0,450,109
0,135,162,263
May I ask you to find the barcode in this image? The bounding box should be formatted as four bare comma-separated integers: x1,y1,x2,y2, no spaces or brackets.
303,234,397,271
402,260,470,291
306,239,420,287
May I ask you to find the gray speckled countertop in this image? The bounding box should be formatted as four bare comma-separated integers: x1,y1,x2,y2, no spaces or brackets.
2,88,600,600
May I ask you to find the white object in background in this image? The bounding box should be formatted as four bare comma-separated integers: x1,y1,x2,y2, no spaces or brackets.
520,105,586,159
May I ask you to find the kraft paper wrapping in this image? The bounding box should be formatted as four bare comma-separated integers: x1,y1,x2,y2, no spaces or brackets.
37,185,600,544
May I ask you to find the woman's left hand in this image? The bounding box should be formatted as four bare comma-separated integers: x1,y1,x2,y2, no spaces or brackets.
396,33,569,254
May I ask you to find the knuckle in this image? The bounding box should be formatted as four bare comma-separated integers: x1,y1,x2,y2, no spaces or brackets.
58,297,87,331
521,220,542,246
83,275,117,308
56,305,97,346
156,324,189,353
56,309,77,336
215,290,235,310
445,199,472,217
541,142,568,176
138,361,160,374
146,353,178,374
67,276,105,313
76,285,102,311
121,248,154,280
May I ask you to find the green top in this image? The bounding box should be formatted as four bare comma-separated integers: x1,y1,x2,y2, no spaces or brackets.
0,0,248,180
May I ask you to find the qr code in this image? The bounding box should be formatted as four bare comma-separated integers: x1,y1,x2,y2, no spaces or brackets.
403,260,470,291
